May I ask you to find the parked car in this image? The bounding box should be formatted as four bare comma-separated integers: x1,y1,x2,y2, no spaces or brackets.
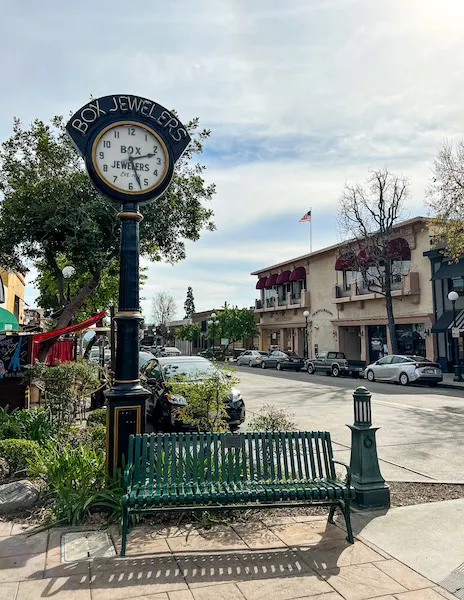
306,351,365,378
157,347,182,357
139,350,156,369
236,350,268,367
261,350,305,371
364,355,443,387
140,355,245,431
198,347,225,360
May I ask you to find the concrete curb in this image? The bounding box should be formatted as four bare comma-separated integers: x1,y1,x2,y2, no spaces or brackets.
437,382,464,391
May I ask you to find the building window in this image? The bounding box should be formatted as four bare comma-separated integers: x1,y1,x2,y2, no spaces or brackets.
450,277,464,296
13,295,20,321
343,270,357,291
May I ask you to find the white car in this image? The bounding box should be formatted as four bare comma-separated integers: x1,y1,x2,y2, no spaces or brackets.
365,355,443,387
236,350,268,367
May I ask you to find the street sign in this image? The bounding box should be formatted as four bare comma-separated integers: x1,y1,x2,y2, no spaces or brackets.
66,95,191,204
452,327,460,339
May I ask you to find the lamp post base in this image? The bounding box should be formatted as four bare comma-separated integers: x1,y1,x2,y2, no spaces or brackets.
105,382,149,474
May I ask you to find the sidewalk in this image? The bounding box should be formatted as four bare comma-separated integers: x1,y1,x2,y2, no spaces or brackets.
439,373,464,390
0,514,454,600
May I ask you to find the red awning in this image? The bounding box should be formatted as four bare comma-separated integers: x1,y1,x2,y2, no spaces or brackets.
33,310,107,344
387,238,411,261
265,274,279,287
256,277,268,290
357,249,376,266
276,270,291,285
335,253,357,271
289,266,306,282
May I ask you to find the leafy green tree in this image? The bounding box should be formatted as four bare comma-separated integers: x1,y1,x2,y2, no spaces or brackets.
208,306,257,350
176,322,201,342
0,115,215,359
183,286,195,318
427,141,464,259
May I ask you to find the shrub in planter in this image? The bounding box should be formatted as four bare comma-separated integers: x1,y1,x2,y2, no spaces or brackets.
248,404,296,431
87,408,107,427
0,439,42,476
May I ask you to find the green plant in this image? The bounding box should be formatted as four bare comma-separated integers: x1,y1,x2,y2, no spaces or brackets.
82,425,106,452
169,364,239,432
27,442,119,524
25,360,100,425
0,439,42,476
248,405,296,431
0,406,57,443
87,408,107,426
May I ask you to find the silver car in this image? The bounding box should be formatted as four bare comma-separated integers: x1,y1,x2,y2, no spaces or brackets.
236,350,268,367
365,355,443,387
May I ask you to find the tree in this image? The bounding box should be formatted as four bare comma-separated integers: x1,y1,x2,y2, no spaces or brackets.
152,291,177,326
176,322,200,342
209,306,257,350
183,287,195,318
337,168,410,355
0,115,215,360
427,141,464,259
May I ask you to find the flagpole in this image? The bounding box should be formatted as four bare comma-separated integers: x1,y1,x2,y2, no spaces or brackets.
310,206,312,253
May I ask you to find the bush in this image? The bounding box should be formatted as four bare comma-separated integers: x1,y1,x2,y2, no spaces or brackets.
87,408,107,427
248,405,296,431
27,442,119,524
0,407,58,444
82,425,106,452
0,439,42,476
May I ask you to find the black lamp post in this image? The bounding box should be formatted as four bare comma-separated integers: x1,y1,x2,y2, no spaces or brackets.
448,290,463,382
303,310,309,359
208,312,217,349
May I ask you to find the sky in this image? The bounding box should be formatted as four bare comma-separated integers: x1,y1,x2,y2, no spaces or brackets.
3,0,464,321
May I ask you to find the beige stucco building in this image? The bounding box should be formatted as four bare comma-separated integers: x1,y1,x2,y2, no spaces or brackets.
252,217,435,362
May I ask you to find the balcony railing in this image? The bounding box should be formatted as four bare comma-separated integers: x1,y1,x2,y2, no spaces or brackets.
333,272,420,304
254,290,310,311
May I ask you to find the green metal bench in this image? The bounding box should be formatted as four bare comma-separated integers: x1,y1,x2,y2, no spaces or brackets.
121,431,354,556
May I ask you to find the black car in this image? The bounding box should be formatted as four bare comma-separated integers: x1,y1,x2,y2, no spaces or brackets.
261,350,305,371
140,356,245,431
197,347,225,360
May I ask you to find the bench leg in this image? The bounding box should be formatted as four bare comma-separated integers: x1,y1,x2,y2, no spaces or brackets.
328,504,337,524
121,506,129,557
344,499,354,544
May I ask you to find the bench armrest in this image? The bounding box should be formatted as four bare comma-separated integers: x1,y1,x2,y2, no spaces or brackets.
123,464,133,491
332,459,352,487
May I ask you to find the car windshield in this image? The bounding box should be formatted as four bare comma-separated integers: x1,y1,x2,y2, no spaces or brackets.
405,356,430,362
139,352,155,368
162,361,218,380
285,351,299,357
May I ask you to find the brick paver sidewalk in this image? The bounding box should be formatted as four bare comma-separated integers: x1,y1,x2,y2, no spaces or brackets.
0,515,454,599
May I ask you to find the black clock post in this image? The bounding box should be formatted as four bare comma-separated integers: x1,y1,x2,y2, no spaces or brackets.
66,95,191,472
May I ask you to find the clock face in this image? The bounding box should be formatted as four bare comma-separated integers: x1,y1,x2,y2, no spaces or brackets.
91,121,169,195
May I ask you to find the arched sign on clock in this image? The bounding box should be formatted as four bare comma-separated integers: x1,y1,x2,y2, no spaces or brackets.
66,95,191,203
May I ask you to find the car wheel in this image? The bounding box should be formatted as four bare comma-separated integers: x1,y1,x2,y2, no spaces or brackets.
428,382,438,388
307,363,315,374
276,362,282,371
296,368,301,372
261,361,266,369
366,370,375,382
249,360,254,367
332,365,340,377
399,372,409,386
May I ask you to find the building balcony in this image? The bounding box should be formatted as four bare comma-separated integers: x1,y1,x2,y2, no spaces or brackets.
332,272,420,304
255,290,310,312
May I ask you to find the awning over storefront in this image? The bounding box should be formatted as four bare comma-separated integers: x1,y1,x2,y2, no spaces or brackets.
432,261,464,281
289,266,306,282
0,307,18,332
276,270,291,285
256,277,268,289
431,310,464,333
33,310,107,344
265,274,279,287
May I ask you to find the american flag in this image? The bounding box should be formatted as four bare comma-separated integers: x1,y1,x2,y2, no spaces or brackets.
299,210,312,222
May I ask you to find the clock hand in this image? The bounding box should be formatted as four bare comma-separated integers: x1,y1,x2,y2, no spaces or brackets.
136,152,157,160
128,155,142,190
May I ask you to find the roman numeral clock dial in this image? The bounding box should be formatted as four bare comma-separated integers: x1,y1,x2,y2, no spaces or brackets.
91,121,169,196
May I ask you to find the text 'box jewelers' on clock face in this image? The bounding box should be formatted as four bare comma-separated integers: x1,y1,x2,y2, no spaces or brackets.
91,121,169,196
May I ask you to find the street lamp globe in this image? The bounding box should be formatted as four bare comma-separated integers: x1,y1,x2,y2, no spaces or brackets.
448,291,459,303
62,265,76,279
303,310,310,318
207,320,213,326
211,312,217,320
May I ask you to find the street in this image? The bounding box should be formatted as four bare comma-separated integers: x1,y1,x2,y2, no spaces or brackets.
235,365,464,483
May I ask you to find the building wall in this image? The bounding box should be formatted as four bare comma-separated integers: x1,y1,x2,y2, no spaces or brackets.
0,270,25,325
253,219,435,360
